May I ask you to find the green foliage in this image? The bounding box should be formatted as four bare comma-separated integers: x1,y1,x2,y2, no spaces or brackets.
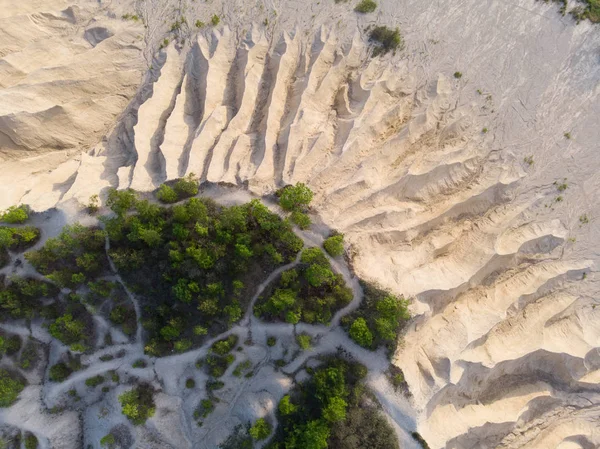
174,174,199,198
156,184,178,204
290,211,311,229
249,418,272,440
343,282,410,357
349,318,373,348
186,378,196,388
267,336,277,347
24,433,38,449
279,183,314,212
196,398,215,418
107,196,302,356
1,205,29,224
0,369,25,407
87,194,100,214
25,223,107,288
279,395,297,415
119,384,156,425
411,432,431,449
323,234,344,257
0,277,59,321
211,335,238,355
48,354,82,382
0,226,40,252
256,247,351,325
211,14,221,26
49,313,86,349
106,189,137,216
85,375,105,387
195,20,205,28
323,396,347,423
369,26,402,56
296,334,312,350
454,71,463,79
354,0,377,13
132,359,147,368
569,0,600,23
100,433,115,447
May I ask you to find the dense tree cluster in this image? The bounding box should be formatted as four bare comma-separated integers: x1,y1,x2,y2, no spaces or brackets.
0,276,59,321
100,188,303,356
342,282,410,356
25,224,108,289
255,247,352,324
0,225,40,267
265,357,399,449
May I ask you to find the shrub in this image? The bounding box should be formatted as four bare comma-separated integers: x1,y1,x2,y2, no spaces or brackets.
323,234,344,257
0,369,25,407
195,20,205,28
186,378,195,388
267,336,277,347
454,71,462,79
1,205,29,224
290,211,311,230
278,395,297,415
119,385,156,425
156,184,178,203
100,433,115,447
296,334,312,350
49,362,71,382
349,317,373,348
211,14,220,26
85,375,105,387
279,183,314,212
369,26,402,56
174,174,199,198
49,314,86,348
249,418,271,440
354,0,377,13
87,194,100,214
132,359,147,368
24,433,38,449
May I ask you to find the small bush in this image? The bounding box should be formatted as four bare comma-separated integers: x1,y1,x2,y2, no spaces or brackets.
156,184,178,203
186,378,196,389
211,14,221,26
349,317,373,348
355,0,377,13
132,359,147,369
266,336,277,347
85,375,105,388
173,174,199,198
24,433,38,449
323,234,344,257
369,26,403,56
296,334,312,350
454,71,463,79
249,418,272,440
100,433,115,447
278,183,314,212
195,20,205,28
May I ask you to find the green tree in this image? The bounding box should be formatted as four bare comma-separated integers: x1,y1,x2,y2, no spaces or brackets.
0,369,25,407
279,183,313,212
323,396,348,423
156,184,178,203
323,234,344,257
106,189,137,216
305,264,334,287
296,334,312,350
287,420,330,449
1,205,29,224
249,418,271,440
349,318,373,348
291,211,311,230
278,395,297,415
119,385,155,425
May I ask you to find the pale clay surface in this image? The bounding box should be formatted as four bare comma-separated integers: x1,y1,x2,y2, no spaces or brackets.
0,0,599,448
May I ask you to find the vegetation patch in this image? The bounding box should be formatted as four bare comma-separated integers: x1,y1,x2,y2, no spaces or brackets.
0,276,59,321
100,189,302,356
25,224,108,289
1,205,30,224
368,26,403,56
49,353,83,382
0,368,26,407
119,384,156,425
342,281,409,356
0,226,40,252
267,356,399,449
255,247,352,324
354,0,377,13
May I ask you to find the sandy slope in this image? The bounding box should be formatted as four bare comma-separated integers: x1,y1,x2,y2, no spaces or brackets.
1,0,600,448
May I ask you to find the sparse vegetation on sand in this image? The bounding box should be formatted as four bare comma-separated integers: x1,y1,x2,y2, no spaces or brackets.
368,26,403,56
354,0,377,13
